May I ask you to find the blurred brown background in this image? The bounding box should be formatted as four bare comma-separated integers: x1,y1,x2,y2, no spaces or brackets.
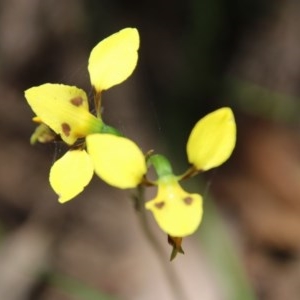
1,0,300,299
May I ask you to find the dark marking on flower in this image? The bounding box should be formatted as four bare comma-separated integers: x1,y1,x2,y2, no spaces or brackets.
70,96,83,107
61,123,71,136
183,197,193,205
155,201,165,209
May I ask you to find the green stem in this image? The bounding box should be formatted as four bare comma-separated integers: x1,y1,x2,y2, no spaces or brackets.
100,124,123,136
135,185,188,300
147,154,173,178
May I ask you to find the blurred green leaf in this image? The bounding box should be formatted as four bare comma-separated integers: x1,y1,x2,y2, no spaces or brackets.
49,272,116,300
225,77,300,124
199,196,257,300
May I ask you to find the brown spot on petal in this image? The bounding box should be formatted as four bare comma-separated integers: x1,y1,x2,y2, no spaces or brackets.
155,201,165,209
183,197,193,205
70,96,83,107
61,123,71,136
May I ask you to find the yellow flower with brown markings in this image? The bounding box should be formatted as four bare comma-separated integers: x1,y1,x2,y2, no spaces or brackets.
25,28,141,202
145,107,236,238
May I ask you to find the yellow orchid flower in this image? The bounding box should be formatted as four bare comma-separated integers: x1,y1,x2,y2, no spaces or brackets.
25,28,141,202
187,107,236,171
145,175,203,237
145,108,236,240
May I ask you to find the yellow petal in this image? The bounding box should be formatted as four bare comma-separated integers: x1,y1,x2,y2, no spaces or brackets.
49,150,94,203
88,28,139,92
186,107,236,171
25,83,102,145
145,179,203,237
86,134,146,188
